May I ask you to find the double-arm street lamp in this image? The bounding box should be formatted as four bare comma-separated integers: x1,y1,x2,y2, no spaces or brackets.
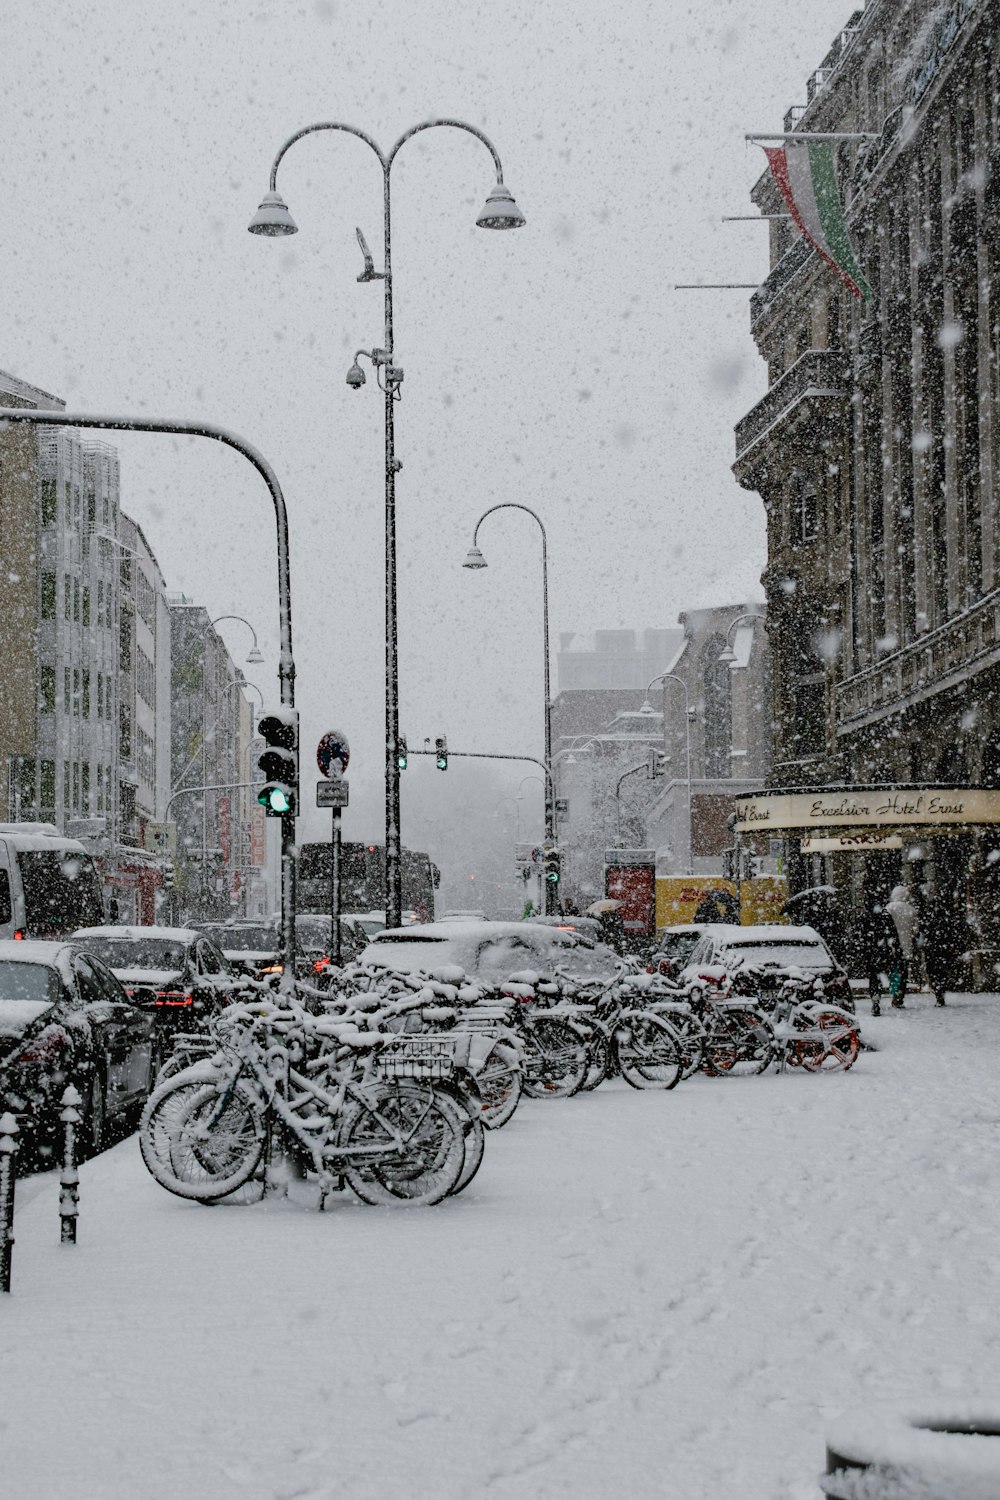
249,118,526,929
641,672,695,875
463,502,555,913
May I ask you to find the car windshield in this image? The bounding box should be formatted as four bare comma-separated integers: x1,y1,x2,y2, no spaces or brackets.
295,916,331,950
724,939,830,968
17,851,105,938
0,961,59,1003
206,925,276,952
77,937,188,971
659,932,702,962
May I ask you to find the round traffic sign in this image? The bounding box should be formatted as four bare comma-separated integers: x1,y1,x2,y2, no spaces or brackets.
317,729,350,779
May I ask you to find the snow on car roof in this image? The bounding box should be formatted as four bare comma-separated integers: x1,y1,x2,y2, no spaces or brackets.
719,925,824,944
0,827,91,854
0,939,78,985
73,925,200,944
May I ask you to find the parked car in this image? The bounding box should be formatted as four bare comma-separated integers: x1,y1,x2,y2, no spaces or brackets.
200,920,282,978
526,914,605,941
0,822,105,940
651,923,734,979
358,920,622,986
71,925,244,1057
677,923,853,1010
0,939,156,1159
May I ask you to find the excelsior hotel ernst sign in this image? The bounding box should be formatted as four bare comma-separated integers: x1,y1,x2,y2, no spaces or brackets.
734,788,1000,832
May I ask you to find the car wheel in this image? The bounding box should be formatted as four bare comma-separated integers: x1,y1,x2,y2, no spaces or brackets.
84,1071,107,1157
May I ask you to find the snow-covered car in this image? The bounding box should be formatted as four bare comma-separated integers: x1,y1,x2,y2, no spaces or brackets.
358,920,622,986
677,923,853,1010
651,923,736,978
0,939,156,1158
200,920,282,978
72,926,244,1053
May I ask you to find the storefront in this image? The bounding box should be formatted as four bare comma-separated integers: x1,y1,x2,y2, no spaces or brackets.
734,787,1000,990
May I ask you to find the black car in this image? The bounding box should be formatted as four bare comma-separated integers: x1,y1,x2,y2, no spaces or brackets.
199,920,282,979
72,925,246,1062
0,939,156,1161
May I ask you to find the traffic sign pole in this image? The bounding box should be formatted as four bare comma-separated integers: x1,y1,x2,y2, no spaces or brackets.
316,736,350,968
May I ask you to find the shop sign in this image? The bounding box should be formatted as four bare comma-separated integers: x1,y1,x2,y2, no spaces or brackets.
736,788,1000,833
801,832,904,853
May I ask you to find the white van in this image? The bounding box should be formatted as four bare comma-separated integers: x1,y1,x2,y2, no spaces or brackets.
0,823,105,940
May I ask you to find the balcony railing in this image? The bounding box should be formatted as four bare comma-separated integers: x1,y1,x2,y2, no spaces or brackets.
734,350,851,466
750,235,811,329
835,589,1000,731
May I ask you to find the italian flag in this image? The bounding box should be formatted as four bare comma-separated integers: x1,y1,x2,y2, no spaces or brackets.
764,142,872,301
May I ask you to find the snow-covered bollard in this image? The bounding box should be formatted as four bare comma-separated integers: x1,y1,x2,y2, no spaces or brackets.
822,1405,1000,1498
59,1085,82,1246
0,1111,19,1293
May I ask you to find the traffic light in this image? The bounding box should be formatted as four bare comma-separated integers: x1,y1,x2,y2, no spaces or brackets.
647,748,669,778
160,862,175,891
397,736,408,770
435,735,448,770
543,847,561,884
256,710,299,816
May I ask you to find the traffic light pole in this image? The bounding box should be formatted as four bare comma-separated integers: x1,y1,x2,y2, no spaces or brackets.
0,409,299,979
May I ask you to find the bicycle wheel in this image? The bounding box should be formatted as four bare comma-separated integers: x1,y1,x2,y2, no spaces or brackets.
150,1081,265,1203
476,1039,523,1128
340,1081,467,1206
615,1014,683,1091
798,1011,861,1072
579,1028,612,1092
452,1112,486,1195
139,1070,219,1179
520,1018,589,1099
704,1008,775,1077
658,1009,705,1079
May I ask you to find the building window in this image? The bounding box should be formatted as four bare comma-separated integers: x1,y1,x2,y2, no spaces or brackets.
73,579,80,622
105,678,113,720
82,586,91,628
73,668,80,717
40,572,56,620
63,761,70,809
120,616,132,672
40,478,56,527
40,760,55,812
82,762,90,812
87,486,96,531
790,471,820,545
40,666,56,714
82,671,90,718
64,573,71,621
97,672,103,719
97,764,103,813
17,758,36,816
120,702,132,759
72,761,80,812
63,667,70,714
97,579,104,628
64,482,72,525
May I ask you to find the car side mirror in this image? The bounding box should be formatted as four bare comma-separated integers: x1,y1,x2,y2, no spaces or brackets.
129,988,158,1010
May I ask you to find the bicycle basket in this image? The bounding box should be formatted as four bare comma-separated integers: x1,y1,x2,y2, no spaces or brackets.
372,1034,465,1079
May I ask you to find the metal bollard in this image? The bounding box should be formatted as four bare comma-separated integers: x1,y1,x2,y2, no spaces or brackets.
59,1085,82,1246
0,1112,19,1293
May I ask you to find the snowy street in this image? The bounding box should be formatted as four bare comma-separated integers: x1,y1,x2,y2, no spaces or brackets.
3,995,998,1499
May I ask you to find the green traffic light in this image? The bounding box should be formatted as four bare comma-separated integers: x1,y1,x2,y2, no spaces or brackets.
398,754,408,770
258,786,292,814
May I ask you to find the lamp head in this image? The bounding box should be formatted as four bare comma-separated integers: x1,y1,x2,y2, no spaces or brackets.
463,546,487,570
248,191,298,237
638,698,656,716
346,362,366,390
476,183,526,230
718,644,737,666
246,646,264,665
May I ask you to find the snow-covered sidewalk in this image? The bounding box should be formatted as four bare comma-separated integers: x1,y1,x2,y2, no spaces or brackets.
3,994,999,1500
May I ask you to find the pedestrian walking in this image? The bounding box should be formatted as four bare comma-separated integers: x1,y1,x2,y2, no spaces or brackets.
886,884,917,1004
852,903,904,1016
922,896,965,1008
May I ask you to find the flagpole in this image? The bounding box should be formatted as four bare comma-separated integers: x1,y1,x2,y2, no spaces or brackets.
674,284,760,290
722,215,791,222
744,131,878,142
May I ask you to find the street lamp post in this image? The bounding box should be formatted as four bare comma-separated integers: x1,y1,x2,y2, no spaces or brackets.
249,119,526,931
463,502,555,913
717,612,764,668
642,672,694,875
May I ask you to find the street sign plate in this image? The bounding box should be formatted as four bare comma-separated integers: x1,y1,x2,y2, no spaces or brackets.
316,779,349,808
555,799,569,816
317,730,350,780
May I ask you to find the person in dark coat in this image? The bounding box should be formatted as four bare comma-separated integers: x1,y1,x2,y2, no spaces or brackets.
922,897,965,1007
852,904,904,1016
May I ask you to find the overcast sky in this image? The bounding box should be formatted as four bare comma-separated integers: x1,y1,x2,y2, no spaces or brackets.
2,0,848,890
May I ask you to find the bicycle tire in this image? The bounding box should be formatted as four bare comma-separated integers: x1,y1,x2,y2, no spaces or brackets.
657,1009,705,1079
520,1017,589,1099
146,1080,265,1203
476,1039,523,1128
579,1028,612,1092
139,1070,219,1178
340,1081,467,1206
705,1007,775,1077
615,1013,683,1091
799,1011,861,1072
452,1112,486,1195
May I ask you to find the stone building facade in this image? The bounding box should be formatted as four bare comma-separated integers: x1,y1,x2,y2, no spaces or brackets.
733,0,1000,982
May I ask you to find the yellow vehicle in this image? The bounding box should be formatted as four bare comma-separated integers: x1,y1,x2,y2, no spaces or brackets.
655,875,788,931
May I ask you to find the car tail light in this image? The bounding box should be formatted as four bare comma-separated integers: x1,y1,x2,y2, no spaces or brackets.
13,930,24,941
155,990,193,1007
312,957,331,974
15,1024,71,1064
259,964,284,976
